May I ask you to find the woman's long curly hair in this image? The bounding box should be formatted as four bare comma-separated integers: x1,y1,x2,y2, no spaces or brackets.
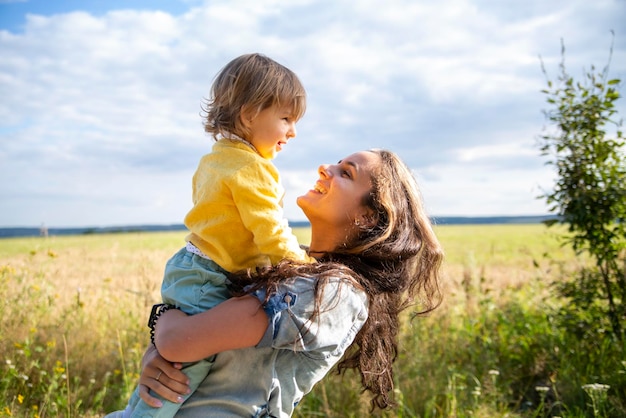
229,149,443,411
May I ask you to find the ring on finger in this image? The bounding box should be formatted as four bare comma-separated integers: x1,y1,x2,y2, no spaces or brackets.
155,371,163,382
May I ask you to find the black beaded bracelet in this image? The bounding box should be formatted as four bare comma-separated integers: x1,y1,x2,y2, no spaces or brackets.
148,303,177,346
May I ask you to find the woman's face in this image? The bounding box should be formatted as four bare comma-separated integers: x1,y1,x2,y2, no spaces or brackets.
297,150,379,230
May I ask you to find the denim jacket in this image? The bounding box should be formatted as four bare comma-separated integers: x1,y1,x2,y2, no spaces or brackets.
176,275,369,417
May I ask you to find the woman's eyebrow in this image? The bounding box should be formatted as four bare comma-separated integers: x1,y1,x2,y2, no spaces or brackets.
337,160,358,173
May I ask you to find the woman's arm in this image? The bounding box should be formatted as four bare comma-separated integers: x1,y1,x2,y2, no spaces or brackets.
154,294,269,362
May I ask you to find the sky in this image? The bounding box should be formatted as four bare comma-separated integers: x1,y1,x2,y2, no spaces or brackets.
1,0,625,228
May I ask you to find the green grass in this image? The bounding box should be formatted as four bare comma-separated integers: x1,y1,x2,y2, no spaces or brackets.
0,226,624,417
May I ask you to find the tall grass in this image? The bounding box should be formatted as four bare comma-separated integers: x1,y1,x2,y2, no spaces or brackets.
0,226,624,417
0,232,181,417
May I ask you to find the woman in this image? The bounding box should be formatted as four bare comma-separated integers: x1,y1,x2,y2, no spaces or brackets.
124,149,442,417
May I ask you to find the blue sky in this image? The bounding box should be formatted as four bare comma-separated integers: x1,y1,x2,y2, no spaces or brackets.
1,0,625,227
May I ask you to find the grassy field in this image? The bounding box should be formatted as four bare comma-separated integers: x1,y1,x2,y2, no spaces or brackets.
0,224,624,417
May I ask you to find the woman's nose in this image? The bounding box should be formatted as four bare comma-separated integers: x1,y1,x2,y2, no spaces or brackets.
318,164,330,178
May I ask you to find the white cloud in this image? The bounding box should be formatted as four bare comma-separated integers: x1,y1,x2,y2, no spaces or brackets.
0,0,625,226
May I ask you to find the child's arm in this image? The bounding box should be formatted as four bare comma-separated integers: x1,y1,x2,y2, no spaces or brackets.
154,295,268,363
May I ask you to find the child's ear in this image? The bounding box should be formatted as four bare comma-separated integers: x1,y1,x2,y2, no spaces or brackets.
240,106,255,128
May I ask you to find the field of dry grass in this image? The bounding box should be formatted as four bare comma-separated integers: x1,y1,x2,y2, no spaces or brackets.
1,224,621,417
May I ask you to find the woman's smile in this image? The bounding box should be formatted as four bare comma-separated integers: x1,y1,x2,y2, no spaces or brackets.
312,181,327,194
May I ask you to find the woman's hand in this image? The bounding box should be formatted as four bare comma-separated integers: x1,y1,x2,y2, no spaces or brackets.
137,345,190,407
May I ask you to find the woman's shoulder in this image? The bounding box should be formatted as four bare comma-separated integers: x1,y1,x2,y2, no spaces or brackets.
318,276,368,308
283,273,366,296
258,275,368,320
254,274,368,352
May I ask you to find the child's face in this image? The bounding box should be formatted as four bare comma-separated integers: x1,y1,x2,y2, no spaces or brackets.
244,105,297,159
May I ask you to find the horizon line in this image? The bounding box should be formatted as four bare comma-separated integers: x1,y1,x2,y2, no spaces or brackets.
1,214,557,229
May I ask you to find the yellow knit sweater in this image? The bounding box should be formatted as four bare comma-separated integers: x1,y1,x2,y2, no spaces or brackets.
184,139,313,272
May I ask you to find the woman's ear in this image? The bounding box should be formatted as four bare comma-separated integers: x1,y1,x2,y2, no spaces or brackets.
359,209,378,228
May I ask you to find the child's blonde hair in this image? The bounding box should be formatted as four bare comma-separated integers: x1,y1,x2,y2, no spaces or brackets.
202,53,307,141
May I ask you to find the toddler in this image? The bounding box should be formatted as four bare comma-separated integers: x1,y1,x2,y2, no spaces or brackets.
110,53,314,418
